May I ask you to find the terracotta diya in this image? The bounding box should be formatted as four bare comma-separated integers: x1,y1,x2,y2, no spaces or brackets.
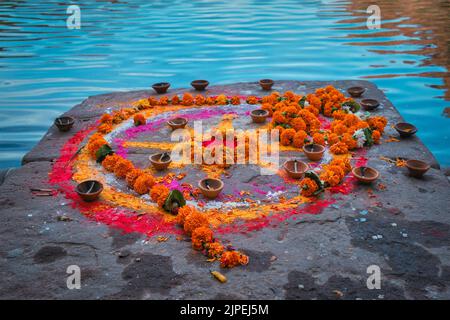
347,86,365,98
76,180,103,202
303,144,325,161
405,159,430,178
395,122,417,138
250,109,269,123
352,166,379,184
149,152,172,171
54,116,75,132
283,159,308,179
167,117,188,130
191,80,209,91
198,178,224,199
152,82,170,94
259,79,274,91
360,99,380,111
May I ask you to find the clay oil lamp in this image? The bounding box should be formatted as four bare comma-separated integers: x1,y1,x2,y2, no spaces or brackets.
347,86,365,98
250,109,269,123
302,144,325,161
76,180,103,202
360,99,380,111
259,79,274,91
283,159,308,179
405,159,430,178
54,116,75,132
394,122,417,138
191,80,209,91
352,166,379,184
152,82,170,94
167,117,188,130
198,178,224,200
149,152,172,171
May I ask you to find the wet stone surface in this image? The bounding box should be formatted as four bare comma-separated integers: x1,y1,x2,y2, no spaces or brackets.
0,80,449,299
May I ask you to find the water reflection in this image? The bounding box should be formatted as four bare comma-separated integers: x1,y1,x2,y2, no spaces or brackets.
0,0,448,168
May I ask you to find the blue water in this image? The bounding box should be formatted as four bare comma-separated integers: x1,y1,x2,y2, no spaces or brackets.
0,0,449,168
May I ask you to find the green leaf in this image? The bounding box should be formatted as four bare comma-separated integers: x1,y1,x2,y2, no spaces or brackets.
342,100,361,113
95,144,114,163
163,190,186,213
299,96,307,108
363,128,374,147
305,170,324,191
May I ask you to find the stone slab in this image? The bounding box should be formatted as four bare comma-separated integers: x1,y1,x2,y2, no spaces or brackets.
1,80,450,300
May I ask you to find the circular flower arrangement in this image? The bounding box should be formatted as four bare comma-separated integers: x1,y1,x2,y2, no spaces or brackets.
49,86,387,269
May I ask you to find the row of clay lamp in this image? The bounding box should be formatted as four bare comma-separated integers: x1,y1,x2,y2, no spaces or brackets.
69,82,429,202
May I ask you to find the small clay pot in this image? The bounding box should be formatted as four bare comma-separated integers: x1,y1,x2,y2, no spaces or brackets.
283,160,308,179
191,80,209,91
198,178,224,199
251,109,269,123
360,99,380,111
54,116,75,132
167,117,188,130
395,122,417,138
406,159,430,178
152,82,170,94
259,79,274,91
149,153,172,171
352,166,379,184
76,180,103,202
302,144,325,161
347,86,365,98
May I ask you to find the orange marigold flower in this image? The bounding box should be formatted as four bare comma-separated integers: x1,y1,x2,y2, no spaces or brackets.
207,242,224,258
191,226,214,250
292,130,309,148
195,94,206,105
150,184,170,207
102,154,120,172
320,170,341,187
183,210,209,235
281,105,298,118
342,133,358,150
176,205,198,225
330,142,349,154
313,133,326,146
331,122,347,136
290,117,306,131
343,114,359,127
215,94,228,105
113,158,134,179
133,114,146,126
230,96,240,105
305,105,320,116
125,168,143,188
98,123,112,134
283,91,297,102
299,177,319,197
372,129,381,144
171,95,180,105
332,110,347,120
205,97,215,105
133,173,155,195
272,111,288,125
159,96,169,105
87,135,108,158
280,128,296,146
148,97,158,106
261,103,274,116
182,93,194,106
246,96,259,104
329,157,352,173
100,114,113,125
220,251,249,268
112,110,126,124
326,132,340,145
